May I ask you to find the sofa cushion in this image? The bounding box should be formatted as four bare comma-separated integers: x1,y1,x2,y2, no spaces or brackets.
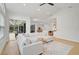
21,36,31,46
29,37,39,43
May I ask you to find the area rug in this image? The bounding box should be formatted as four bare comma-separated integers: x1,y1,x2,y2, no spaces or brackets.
43,41,73,55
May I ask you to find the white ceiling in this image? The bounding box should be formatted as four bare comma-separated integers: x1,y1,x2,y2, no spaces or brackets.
5,3,79,20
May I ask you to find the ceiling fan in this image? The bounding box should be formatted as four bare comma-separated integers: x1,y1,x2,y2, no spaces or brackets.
40,3,54,6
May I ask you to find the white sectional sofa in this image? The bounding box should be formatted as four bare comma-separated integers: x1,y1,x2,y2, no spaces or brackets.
17,33,44,55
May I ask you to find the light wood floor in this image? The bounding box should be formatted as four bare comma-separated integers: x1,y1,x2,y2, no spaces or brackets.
1,37,79,55
2,40,19,55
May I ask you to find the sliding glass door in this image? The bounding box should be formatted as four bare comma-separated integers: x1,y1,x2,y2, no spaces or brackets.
9,20,26,37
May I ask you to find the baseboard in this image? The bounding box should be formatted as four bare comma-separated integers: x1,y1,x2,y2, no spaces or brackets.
54,36,79,43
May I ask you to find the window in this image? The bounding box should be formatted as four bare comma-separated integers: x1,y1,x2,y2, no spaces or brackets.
0,13,5,39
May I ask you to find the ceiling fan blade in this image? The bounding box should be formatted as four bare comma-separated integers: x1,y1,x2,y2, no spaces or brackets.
48,3,54,6
40,3,46,6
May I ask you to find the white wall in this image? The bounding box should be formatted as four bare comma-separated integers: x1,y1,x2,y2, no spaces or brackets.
31,18,56,33
52,7,79,42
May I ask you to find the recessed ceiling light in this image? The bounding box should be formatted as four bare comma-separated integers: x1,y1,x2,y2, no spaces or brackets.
23,3,26,6
33,18,38,21
37,9,40,11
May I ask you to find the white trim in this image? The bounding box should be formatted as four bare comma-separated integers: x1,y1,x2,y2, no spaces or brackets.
54,35,79,43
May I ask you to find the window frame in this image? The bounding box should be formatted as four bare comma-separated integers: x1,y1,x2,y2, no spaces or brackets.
0,8,5,40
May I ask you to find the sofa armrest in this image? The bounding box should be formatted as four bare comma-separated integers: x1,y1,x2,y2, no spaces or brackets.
23,41,43,48
21,41,44,55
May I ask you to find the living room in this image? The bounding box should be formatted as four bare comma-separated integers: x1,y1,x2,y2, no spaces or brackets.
0,3,79,55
